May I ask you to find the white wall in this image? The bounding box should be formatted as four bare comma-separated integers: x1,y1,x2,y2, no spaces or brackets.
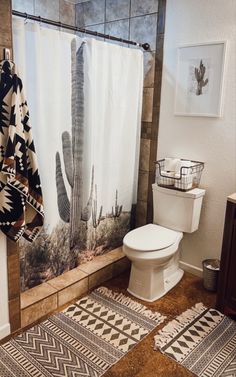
0,234,10,339
158,0,236,272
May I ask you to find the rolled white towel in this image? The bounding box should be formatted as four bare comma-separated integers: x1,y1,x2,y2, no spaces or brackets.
175,160,193,174
174,173,193,190
164,158,181,172
158,170,175,186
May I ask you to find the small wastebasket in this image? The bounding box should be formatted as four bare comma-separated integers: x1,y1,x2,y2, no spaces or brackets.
202,259,220,292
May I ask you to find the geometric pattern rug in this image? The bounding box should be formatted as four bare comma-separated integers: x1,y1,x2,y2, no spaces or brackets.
154,303,236,377
0,287,165,377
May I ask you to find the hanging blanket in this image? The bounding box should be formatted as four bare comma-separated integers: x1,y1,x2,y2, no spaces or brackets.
0,60,44,242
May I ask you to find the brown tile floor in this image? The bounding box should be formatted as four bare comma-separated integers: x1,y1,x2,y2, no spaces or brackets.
102,271,216,377
2,270,216,376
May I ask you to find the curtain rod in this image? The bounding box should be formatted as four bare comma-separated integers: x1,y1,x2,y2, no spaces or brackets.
12,10,150,51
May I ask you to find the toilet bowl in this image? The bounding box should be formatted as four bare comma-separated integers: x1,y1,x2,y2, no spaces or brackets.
123,184,206,302
123,224,183,302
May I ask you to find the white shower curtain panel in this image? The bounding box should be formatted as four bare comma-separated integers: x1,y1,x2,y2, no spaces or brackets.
13,18,143,291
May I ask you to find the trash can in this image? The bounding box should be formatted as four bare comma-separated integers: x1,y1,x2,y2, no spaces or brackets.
202,259,220,292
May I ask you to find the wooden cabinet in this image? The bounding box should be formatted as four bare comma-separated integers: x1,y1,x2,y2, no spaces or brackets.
216,193,236,315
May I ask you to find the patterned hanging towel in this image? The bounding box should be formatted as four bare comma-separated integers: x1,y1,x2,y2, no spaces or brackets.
0,60,44,242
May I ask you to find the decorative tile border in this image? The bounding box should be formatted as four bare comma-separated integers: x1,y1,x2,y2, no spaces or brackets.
20,248,130,329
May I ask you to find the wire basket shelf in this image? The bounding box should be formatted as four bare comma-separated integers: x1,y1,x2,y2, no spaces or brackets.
155,159,204,192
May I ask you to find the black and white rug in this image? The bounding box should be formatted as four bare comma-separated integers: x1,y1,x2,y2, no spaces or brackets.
154,303,236,377
0,287,165,376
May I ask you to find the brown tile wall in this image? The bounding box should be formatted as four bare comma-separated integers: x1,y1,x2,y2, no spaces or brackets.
7,240,21,332
6,0,166,334
138,0,166,225
20,248,130,329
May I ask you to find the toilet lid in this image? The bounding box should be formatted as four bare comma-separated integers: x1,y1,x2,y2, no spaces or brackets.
123,224,180,252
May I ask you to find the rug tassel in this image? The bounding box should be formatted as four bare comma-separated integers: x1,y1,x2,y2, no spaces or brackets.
154,302,206,350
96,287,166,323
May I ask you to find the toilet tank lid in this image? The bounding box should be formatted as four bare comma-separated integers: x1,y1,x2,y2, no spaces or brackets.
152,184,206,199
123,224,182,252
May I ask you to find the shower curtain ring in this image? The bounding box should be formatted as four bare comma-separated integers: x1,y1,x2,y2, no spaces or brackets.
24,12,28,24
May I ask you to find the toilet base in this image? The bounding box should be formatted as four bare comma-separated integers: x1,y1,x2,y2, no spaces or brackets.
127,266,184,302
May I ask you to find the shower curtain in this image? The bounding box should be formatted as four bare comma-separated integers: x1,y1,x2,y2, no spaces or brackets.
13,18,143,291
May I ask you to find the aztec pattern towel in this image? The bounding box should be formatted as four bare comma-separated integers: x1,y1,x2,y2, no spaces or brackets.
0,287,165,376
0,60,44,242
154,303,236,377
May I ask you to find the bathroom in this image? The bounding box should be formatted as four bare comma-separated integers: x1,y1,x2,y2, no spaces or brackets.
0,0,236,376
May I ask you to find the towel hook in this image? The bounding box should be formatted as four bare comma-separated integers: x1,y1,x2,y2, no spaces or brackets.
3,48,11,60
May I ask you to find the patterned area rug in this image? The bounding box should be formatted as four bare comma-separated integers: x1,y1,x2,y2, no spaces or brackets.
0,287,165,377
154,303,236,377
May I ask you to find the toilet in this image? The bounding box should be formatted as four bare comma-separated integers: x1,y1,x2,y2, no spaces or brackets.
123,183,205,302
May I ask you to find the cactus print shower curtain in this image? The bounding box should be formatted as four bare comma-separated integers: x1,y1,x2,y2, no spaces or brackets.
13,18,143,291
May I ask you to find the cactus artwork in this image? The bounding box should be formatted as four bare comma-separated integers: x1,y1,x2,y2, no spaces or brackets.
194,60,209,96
55,41,94,249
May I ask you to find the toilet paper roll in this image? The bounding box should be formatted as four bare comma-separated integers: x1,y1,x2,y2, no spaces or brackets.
174,174,193,190
164,158,181,172
177,160,193,175
158,170,175,186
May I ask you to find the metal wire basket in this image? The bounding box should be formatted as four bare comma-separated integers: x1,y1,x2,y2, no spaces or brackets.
155,159,204,192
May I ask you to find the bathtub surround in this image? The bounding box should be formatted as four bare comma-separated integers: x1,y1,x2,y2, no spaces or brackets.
13,19,143,290
154,304,236,377
1,0,148,338
0,286,164,377
20,247,130,328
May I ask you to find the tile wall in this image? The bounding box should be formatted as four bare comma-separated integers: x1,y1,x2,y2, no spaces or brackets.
75,0,166,225
12,0,76,25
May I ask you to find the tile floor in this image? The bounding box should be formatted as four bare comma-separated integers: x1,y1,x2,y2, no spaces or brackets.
3,268,216,377
102,270,216,377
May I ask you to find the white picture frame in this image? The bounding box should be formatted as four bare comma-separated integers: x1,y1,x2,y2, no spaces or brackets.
174,41,227,117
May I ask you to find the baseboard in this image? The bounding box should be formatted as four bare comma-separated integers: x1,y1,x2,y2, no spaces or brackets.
0,323,10,340
180,261,203,278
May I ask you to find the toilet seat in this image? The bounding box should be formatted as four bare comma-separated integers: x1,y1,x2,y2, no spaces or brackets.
123,223,181,252
123,224,184,301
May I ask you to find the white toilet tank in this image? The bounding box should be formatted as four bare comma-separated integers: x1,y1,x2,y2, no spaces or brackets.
152,184,205,233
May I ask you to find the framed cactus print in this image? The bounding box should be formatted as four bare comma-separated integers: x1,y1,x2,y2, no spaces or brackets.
174,41,226,117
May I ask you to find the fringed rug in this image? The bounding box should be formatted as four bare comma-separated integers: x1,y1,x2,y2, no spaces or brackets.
0,287,165,377
154,303,236,377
